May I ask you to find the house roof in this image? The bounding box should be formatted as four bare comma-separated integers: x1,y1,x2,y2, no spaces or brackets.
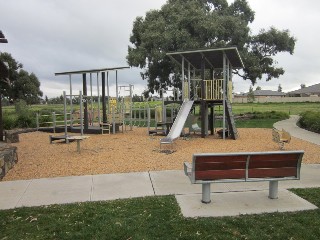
236,90,286,97
166,47,244,70
287,83,320,94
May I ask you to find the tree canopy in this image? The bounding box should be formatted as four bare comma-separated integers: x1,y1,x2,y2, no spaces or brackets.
0,52,43,104
127,0,296,96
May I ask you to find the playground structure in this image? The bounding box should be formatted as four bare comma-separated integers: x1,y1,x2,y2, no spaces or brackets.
160,47,244,150
37,67,133,135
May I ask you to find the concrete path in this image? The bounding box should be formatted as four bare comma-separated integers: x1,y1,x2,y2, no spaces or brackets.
0,116,319,217
1,165,319,217
274,115,320,145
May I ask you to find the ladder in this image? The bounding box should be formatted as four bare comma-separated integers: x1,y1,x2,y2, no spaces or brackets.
225,100,238,140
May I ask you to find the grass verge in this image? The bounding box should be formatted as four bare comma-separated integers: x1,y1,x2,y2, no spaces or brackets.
1,188,320,239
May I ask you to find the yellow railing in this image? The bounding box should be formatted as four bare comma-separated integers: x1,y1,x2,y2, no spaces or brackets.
196,79,225,100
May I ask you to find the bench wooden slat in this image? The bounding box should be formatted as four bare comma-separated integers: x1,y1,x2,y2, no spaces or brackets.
195,155,248,163
195,169,246,180
248,167,297,178
249,159,298,168
250,153,299,162
195,161,247,171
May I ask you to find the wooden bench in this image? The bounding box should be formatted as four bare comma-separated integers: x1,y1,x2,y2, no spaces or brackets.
184,151,304,203
272,128,291,150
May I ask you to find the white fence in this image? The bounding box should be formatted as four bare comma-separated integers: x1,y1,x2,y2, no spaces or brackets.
233,97,320,103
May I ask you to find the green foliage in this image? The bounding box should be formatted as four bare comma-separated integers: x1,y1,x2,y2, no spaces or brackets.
127,0,296,95
247,85,255,103
298,111,320,133
2,115,17,130
250,111,289,119
0,52,43,104
14,100,36,128
1,189,320,239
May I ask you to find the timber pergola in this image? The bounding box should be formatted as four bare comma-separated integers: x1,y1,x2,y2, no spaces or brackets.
167,47,244,139
55,66,129,132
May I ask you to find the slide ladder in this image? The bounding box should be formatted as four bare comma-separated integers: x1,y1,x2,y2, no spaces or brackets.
225,100,238,140
160,99,194,150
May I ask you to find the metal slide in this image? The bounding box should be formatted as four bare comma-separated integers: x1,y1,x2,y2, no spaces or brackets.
160,100,194,145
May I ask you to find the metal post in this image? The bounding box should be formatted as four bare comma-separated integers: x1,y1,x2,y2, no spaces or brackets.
201,56,206,138
116,70,118,109
188,62,191,100
269,181,279,199
130,85,133,131
82,73,88,131
182,57,185,101
63,91,68,137
201,183,211,203
102,72,107,123
147,106,151,134
36,113,39,130
97,72,101,124
107,71,110,114
52,112,56,133
69,74,73,128
222,53,227,140
90,73,93,125
112,106,116,134
80,91,84,136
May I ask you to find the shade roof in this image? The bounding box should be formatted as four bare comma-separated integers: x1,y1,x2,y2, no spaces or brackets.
55,66,130,76
166,47,244,70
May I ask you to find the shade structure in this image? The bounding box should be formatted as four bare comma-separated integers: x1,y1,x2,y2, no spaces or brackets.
167,47,244,69
55,66,130,76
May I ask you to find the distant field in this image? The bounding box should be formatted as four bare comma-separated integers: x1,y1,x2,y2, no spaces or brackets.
3,101,319,116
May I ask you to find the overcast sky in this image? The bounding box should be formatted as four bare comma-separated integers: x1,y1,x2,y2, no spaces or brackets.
1,0,319,98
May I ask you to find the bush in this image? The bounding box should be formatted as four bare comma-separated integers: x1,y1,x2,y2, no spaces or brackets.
14,100,36,128
3,115,17,130
250,111,289,120
298,111,320,134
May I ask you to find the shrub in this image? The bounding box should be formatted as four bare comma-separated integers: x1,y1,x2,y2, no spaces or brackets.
14,100,36,128
250,111,289,120
298,111,320,134
3,115,17,130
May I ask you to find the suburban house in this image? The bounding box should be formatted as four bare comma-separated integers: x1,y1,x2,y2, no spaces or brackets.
287,83,320,97
234,90,286,99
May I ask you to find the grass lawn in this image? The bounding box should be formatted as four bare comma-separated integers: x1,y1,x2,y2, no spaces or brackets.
1,188,319,239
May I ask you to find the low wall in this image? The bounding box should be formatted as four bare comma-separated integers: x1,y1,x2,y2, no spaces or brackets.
232,97,320,103
0,144,18,180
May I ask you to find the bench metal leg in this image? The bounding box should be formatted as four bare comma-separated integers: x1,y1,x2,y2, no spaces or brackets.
201,183,211,204
269,181,278,199
76,140,81,153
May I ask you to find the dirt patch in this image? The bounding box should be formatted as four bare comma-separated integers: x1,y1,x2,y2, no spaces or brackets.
3,127,320,181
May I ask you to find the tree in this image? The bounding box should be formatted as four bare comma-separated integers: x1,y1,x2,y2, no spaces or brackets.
278,84,282,92
247,85,255,103
256,86,262,91
127,0,296,95
0,52,43,104
300,83,306,89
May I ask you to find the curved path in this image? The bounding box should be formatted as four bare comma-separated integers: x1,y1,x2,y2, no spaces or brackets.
273,115,320,146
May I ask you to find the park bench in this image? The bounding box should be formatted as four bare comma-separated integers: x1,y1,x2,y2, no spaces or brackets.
184,151,304,203
272,128,291,150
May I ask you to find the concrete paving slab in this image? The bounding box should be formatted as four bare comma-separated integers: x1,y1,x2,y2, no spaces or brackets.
150,170,202,195
16,175,92,208
0,180,32,210
176,189,318,218
91,172,154,201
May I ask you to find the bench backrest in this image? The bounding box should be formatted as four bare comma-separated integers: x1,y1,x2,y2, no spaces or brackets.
191,151,304,183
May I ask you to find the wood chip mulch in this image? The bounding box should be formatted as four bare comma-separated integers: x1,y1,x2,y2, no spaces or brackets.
3,127,320,181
